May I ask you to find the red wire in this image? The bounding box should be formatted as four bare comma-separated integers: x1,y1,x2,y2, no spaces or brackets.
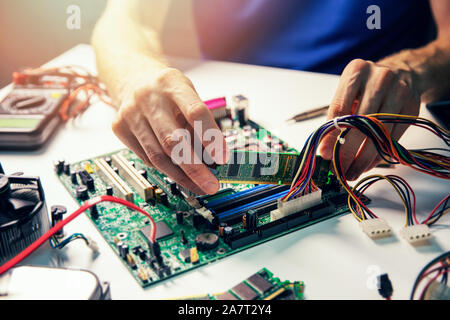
422,194,450,225
0,195,156,275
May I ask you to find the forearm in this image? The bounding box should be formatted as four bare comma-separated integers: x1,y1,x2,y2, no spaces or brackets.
378,37,450,103
91,2,169,107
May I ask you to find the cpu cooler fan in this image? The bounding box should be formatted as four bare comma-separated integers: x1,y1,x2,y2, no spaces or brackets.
0,163,50,264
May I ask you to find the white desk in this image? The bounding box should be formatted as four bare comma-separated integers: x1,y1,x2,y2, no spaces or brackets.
1,44,449,300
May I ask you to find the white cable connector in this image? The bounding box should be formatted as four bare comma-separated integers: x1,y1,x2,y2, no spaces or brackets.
359,218,392,239
86,237,99,253
270,190,322,221
400,224,432,245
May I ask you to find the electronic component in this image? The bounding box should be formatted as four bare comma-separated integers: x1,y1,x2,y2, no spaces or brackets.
56,119,362,288
195,233,219,251
78,170,95,191
233,95,249,127
51,205,67,238
231,282,258,300
400,225,432,245
359,218,392,239
112,153,153,201
377,273,393,300
141,221,173,242
213,150,301,185
176,268,304,300
0,168,50,265
190,247,199,264
94,158,133,202
75,185,88,200
246,273,273,294
270,190,322,221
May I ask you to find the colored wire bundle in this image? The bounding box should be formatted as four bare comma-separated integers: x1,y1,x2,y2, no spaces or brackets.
50,233,90,249
283,114,449,216
12,65,113,121
410,251,449,300
0,195,156,276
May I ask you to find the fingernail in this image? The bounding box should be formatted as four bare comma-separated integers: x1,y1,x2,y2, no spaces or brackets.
202,180,219,194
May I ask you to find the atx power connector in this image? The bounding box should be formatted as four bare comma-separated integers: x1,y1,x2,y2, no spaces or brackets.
359,218,392,239
400,224,432,245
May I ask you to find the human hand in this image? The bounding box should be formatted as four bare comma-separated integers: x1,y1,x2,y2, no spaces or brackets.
112,67,229,194
319,59,420,180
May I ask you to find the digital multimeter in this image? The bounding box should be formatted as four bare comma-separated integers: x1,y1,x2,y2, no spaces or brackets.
0,86,68,150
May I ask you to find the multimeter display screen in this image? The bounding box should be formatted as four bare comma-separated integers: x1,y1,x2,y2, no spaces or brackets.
0,118,40,129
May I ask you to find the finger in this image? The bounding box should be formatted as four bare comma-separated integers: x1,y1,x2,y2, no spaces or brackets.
319,59,369,159
112,117,153,168
127,114,208,194
144,100,220,194
345,76,404,180
170,83,229,164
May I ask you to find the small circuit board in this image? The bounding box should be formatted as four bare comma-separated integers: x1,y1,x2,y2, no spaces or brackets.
56,117,367,288
175,268,304,300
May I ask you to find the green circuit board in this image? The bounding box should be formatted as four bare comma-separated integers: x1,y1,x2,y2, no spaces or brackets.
56,120,363,288
175,268,305,300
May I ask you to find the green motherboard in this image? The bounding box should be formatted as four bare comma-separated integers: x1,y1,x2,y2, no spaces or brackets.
56,120,363,288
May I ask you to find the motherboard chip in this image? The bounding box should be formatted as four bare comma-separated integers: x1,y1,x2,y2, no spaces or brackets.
231,282,258,300
140,221,173,242
216,291,238,300
246,273,273,294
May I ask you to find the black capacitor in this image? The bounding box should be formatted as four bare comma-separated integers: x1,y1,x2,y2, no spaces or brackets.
223,226,234,240
104,156,112,166
137,247,147,260
169,182,178,195
90,204,99,220
192,213,204,229
75,185,88,200
245,209,258,231
236,108,247,128
176,211,184,224
113,167,119,175
63,163,70,175
78,170,95,191
70,170,78,184
138,169,147,179
129,161,135,168
161,193,168,206
51,205,67,237
119,243,129,259
180,230,187,244
106,186,113,196
54,160,64,175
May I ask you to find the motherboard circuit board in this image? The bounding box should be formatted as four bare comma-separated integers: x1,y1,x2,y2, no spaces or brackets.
56,118,365,288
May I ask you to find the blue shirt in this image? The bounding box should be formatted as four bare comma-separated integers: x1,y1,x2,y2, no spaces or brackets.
193,0,434,74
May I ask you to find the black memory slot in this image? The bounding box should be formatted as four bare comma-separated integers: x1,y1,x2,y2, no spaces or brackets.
209,185,289,214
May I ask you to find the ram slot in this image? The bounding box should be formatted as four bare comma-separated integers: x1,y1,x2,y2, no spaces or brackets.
94,158,134,202
112,154,154,202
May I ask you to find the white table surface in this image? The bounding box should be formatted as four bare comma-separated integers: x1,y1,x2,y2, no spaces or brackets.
1,44,448,300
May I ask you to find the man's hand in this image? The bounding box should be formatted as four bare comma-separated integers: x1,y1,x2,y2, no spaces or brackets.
112,67,229,195
319,58,420,181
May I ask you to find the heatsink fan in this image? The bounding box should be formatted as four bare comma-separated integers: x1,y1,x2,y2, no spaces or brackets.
0,163,50,265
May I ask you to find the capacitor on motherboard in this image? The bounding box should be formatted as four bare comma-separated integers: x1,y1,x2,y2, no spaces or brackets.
176,211,184,224
223,226,234,240
75,185,88,200
218,222,227,237
154,188,163,202
54,159,64,175
180,230,188,244
160,192,168,206
245,209,257,231
63,163,71,175
106,186,113,196
70,170,78,184
51,205,67,238
104,156,112,166
90,203,99,220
